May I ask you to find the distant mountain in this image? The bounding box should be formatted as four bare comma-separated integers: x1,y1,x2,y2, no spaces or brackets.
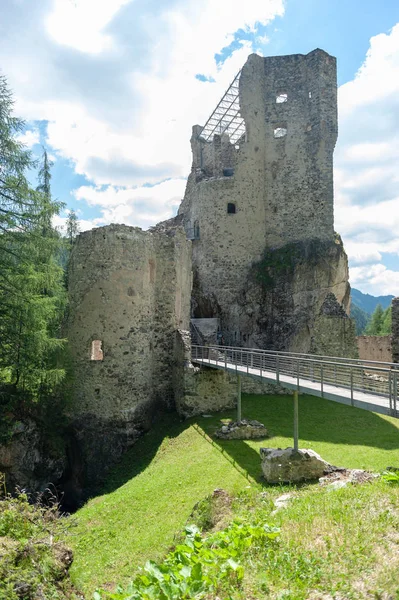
351,288,394,315
350,304,370,335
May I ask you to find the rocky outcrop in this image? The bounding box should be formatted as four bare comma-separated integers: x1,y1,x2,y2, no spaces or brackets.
238,237,355,355
0,419,66,494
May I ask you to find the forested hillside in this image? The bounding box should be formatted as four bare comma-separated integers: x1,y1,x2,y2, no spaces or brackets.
350,288,394,335
0,75,77,441
351,288,394,314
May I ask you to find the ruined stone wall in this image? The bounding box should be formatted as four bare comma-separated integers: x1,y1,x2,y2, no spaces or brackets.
310,292,358,358
66,225,191,495
392,297,399,363
176,49,352,354
357,336,392,363
176,366,238,418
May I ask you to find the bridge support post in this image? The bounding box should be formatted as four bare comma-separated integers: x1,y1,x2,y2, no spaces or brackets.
293,390,299,451
237,375,242,422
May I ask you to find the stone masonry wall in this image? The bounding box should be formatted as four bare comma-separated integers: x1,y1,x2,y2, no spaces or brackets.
357,336,392,363
65,224,191,496
392,297,399,363
310,292,358,358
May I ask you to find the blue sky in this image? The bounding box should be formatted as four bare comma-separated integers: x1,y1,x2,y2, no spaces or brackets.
2,0,399,295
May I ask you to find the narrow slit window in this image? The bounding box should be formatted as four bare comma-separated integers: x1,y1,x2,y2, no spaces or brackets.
274,127,287,138
90,340,103,361
276,93,288,103
227,203,236,214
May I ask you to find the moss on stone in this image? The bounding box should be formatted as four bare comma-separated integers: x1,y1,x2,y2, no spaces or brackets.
251,238,340,290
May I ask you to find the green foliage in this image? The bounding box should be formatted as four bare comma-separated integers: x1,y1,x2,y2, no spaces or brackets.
94,521,278,600
381,468,399,484
381,305,392,334
365,304,392,335
65,209,80,246
0,482,78,600
0,75,68,407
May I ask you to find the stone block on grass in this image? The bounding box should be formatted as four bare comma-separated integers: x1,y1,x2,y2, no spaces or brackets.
260,447,334,483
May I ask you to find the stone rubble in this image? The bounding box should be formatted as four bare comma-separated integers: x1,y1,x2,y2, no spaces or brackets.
319,469,379,488
215,419,269,440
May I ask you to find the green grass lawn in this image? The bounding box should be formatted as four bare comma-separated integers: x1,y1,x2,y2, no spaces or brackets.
67,394,399,597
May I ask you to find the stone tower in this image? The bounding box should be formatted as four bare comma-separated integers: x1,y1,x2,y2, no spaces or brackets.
177,49,354,354
65,224,191,498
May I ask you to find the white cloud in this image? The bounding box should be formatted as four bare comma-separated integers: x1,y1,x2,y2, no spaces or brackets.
53,213,105,234
335,23,399,295
257,34,270,45
73,178,187,229
1,0,284,189
45,0,132,54
350,264,399,296
16,128,40,148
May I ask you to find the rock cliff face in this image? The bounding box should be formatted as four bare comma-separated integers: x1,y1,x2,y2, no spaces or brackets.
0,419,66,494
236,237,354,354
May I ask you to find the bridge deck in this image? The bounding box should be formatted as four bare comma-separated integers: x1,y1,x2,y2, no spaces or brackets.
192,349,399,418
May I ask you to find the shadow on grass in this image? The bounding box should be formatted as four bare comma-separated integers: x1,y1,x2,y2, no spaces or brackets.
98,411,190,496
95,393,399,497
238,394,399,450
190,393,399,483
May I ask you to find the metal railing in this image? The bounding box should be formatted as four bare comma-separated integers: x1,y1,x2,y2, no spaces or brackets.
191,344,399,417
190,321,205,346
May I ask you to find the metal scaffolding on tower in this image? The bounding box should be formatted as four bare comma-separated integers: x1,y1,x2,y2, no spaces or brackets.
199,70,246,145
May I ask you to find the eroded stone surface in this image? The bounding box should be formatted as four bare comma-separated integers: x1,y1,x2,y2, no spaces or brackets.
0,419,65,493
260,447,335,483
215,419,269,440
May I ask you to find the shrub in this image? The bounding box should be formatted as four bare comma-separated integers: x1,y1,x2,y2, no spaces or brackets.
94,521,279,600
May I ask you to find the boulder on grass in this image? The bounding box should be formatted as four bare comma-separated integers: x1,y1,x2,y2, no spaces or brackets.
260,447,334,483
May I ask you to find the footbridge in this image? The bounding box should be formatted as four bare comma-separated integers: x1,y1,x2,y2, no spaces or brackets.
191,345,399,420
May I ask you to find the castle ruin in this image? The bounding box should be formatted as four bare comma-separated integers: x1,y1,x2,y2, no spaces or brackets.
64,49,357,498
176,49,353,353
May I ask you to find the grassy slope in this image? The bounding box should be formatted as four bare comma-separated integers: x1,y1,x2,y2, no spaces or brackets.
68,413,249,594
235,479,399,599
68,394,399,596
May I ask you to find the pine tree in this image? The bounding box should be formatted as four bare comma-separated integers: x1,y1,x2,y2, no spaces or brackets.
0,75,67,400
36,149,53,235
65,209,79,245
380,306,392,335
365,304,384,335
